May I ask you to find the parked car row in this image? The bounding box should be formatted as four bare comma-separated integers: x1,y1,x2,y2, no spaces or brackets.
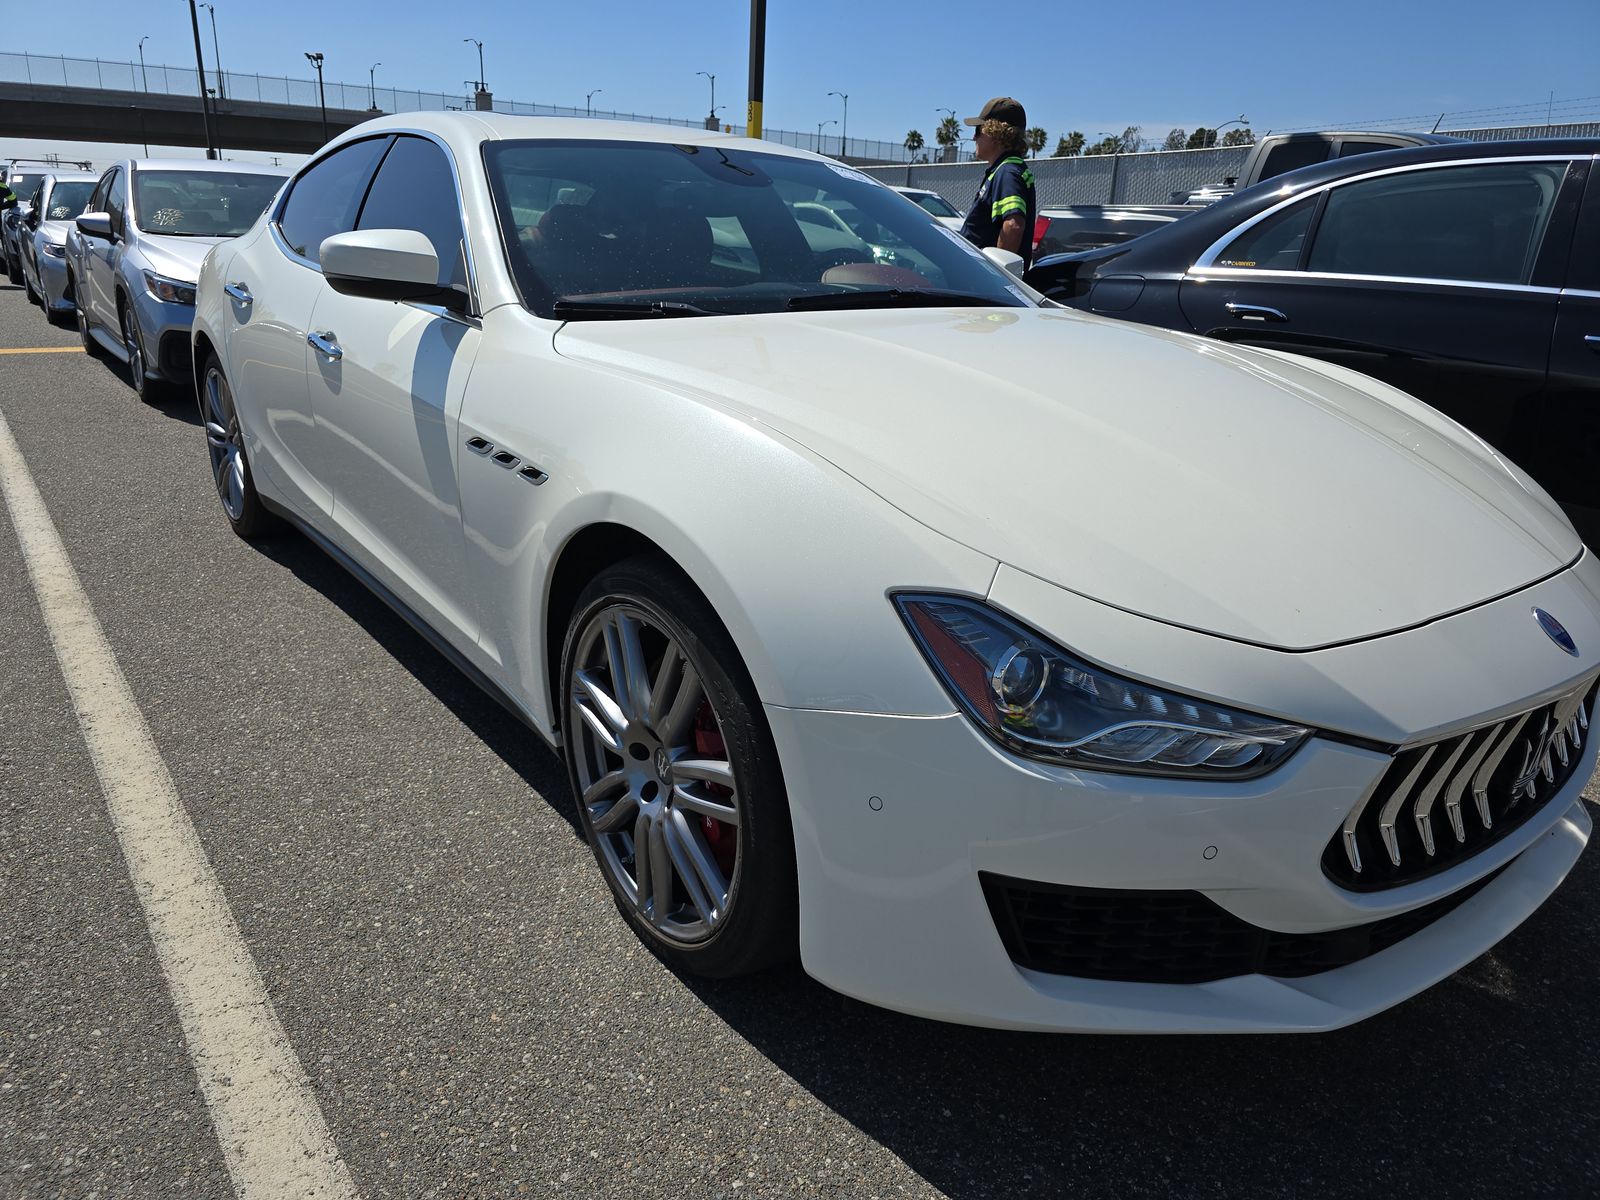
6,119,1597,1036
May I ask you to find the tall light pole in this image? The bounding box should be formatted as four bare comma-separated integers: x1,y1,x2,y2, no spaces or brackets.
747,0,765,139
1210,114,1248,148
305,52,327,144
816,119,836,154
368,62,382,111
200,3,225,100
464,37,485,90
827,90,848,159
696,70,716,120
137,37,150,93
586,88,602,117
187,1,218,159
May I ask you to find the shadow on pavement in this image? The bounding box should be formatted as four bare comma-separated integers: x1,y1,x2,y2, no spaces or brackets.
247,526,581,837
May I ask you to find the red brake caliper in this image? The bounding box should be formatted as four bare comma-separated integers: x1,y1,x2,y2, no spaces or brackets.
692,702,738,876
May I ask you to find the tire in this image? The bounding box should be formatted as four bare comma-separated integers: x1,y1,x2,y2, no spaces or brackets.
119,298,168,403
5,253,20,287
560,555,797,978
199,354,277,539
22,264,41,307
74,276,103,358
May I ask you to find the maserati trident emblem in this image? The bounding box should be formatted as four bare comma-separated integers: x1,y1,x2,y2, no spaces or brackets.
1533,608,1578,656
653,747,674,784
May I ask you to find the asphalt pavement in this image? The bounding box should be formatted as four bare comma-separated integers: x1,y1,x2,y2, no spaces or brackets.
1,274,1598,1200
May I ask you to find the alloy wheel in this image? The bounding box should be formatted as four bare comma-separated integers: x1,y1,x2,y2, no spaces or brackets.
568,603,743,946
202,364,247,521
121,305,146,394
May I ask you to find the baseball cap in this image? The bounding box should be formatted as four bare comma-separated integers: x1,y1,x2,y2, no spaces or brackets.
963,97,1026,128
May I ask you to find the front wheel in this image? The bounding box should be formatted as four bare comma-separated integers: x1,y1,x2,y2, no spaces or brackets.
200,355,276,539
561,556,797,978
120,299,167,403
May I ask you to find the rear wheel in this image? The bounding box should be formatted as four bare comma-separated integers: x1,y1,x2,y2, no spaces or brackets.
200,354,276,539
561,556,797,978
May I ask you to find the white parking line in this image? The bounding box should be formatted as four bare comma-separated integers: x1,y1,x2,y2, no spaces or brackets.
0,409,358,1200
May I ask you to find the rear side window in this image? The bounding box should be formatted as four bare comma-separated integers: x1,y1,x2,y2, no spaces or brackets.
355,136,467,288
89,170,113,214
1258,139,1332,182
1337,140,1398,158
1307,161,1567,284
277,137,391,263
1213,198,1315,270
106,169,128,236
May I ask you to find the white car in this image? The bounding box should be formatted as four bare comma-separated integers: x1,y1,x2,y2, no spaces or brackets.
191,112,1600,1034
892,185,965,230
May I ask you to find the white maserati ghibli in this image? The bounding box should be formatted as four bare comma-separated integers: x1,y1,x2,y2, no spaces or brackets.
191,112,1600,1033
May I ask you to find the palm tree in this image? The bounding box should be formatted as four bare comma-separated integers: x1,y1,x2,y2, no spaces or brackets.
935,115,961,162
1053,131,1085,157
904,129,925,158
1025,127,1048,157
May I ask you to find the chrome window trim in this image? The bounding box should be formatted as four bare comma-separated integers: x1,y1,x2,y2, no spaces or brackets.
1562,288,1600,299
1192,153,1591,282
1185,265,1564,296
269,128,482,316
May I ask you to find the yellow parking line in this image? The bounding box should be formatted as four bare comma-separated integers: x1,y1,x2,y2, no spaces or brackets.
0,346,85,355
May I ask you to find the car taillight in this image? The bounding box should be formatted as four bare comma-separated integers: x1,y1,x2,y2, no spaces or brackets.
1032,215,1051,249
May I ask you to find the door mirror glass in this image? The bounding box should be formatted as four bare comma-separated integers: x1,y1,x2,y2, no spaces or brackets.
76,212,113,240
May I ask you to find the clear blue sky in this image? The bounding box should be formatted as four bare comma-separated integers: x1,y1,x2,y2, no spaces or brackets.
5,0,1598,166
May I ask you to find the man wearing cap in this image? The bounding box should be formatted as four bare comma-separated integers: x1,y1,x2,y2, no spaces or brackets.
958,97,1037,269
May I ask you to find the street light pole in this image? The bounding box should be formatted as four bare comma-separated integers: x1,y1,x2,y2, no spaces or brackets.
200,3,225,100
816,119,836,154
137,37,150,93
305,52,327,144
696,70,715,121
586,88,602,117
187,1,218,159
464,38,485,91
828,91,848,159
1210,114,1248,148
369,62,382,111
747,0,766,139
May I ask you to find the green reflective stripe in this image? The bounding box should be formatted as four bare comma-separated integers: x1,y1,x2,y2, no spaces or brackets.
1021,169,1035,187
999,156,1028,165
992,195,1028,218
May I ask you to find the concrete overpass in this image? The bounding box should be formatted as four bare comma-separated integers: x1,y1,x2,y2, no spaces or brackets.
0,79,379,155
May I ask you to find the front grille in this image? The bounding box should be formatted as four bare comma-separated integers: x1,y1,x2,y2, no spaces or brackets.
980,869,1502,984
1324,676,1597,891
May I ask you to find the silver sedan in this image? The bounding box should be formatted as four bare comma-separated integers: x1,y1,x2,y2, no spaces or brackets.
18,172,98,322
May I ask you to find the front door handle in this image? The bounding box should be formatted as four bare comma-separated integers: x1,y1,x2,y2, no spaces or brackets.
1225,302,1288,323
224,282,252,305
307,330,342,360
1584,334,1600,355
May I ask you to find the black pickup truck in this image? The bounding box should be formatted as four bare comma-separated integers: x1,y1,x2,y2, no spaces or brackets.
1173,129,1464,205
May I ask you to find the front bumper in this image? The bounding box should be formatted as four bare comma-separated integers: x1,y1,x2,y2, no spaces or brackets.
128,287,197,382
36,250,73,311
770,560,1600,1033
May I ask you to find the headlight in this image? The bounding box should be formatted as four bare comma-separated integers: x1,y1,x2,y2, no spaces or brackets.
895,594,1311,778
143,270,196,305
41,242,66,258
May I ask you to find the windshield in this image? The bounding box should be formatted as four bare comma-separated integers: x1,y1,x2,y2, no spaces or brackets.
43,182,95,221
909,192,960,219
8,174,41,200
132,170,285,237
484,139,1029,317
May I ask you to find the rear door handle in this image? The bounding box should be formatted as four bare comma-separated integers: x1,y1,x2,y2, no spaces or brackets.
224,282,252,305
1225,302,1288,323
1584,334,1600,355
306,330,342,360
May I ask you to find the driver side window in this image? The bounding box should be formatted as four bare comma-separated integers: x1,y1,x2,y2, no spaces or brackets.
106,169,127,237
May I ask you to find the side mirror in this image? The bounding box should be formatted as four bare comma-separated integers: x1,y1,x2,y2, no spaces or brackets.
76,211,113,240
319,228,468,313
982,245,1026,280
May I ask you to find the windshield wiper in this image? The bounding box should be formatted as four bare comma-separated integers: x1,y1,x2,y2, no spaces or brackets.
552,298,714,320
785,288,1016,312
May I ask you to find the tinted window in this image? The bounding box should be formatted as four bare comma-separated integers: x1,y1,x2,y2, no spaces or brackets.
910,192,960,218
44,182,95,220
8,173,41,199
355,136,467,287
1307,162,1567,284
89,170,113,213
1258,139,1332,182
278,137,391,262
1214,198,1315,270
106,169,128,236
1337,140,1398,158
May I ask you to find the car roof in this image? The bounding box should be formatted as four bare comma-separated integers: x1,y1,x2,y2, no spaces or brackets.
42,171,98,184
323,109,828,164
122,158,293,176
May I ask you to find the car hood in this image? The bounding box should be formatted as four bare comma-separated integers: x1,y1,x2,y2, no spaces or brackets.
135,232,226,282
553,307,1580,650
39,219,75,246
